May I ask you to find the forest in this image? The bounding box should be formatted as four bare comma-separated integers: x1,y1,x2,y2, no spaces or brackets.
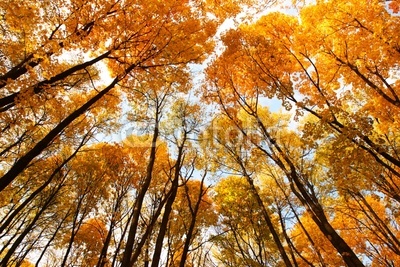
1,0,400,266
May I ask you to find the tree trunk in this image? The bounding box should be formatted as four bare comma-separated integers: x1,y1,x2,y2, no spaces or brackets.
179,175,207,267
151,143,184,267
120,123,159,267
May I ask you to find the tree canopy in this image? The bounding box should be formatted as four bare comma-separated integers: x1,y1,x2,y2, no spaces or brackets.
1,0,399,266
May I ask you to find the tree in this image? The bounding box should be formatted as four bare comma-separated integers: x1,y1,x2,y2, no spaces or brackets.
204,1,400,265
2,0,400,266
201,98,365,266
0,0,219,192
72,218,109,266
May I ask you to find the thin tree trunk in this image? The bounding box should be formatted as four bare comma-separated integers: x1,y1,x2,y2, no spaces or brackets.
151,143,184,267
0,181,64,267
97,196,125,267
179,174,208,267
120,123,159,267
35,206,72,267
60,189,91,267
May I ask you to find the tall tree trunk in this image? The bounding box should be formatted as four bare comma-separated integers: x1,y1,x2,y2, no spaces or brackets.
246,174,294,267
179,174,207,267
120,123,159,267
97,196,125,267
96,221,115,267
288,169,365,267
151,143,185,267
234,156,293,267
60,194,88,267
129,190,172,265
